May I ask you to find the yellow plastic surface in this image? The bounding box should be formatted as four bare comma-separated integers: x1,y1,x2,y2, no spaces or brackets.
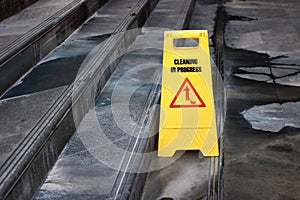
158,30,219,157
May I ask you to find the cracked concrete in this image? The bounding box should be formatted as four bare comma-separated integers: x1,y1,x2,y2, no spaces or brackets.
225,0,300,87
233,52,300,87
235,64,300,87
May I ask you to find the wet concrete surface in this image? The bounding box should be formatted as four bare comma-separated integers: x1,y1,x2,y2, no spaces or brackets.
0,0,74,51
2,56,86,99
34,1,197,199
242,102,300,132
33,53,161,199
1,0,299,199
142,151,210,200
33,0,216,199
0,0,140,196
0,14,114,168
141,1,222,199
0,0,137,100
1,33,111,99
223,0,300,199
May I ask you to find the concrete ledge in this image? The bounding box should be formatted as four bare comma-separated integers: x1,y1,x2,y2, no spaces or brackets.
0,0,104,95
33,0,196,199
0,0,159,199
0,0,39,21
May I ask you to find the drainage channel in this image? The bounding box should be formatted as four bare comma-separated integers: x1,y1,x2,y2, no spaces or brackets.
140,0,225,199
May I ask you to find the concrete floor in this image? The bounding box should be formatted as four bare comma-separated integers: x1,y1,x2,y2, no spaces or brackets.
141,1,222,199
1,0,300,199
223,0,300,199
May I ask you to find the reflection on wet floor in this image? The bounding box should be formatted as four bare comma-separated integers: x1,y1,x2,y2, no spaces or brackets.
142,151,210,200
1,34,110,100
242,102,300,132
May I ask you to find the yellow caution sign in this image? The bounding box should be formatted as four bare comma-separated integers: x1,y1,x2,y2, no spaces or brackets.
158,30,219,157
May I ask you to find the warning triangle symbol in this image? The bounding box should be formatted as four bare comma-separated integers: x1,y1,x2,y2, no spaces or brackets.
170,78,206,108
